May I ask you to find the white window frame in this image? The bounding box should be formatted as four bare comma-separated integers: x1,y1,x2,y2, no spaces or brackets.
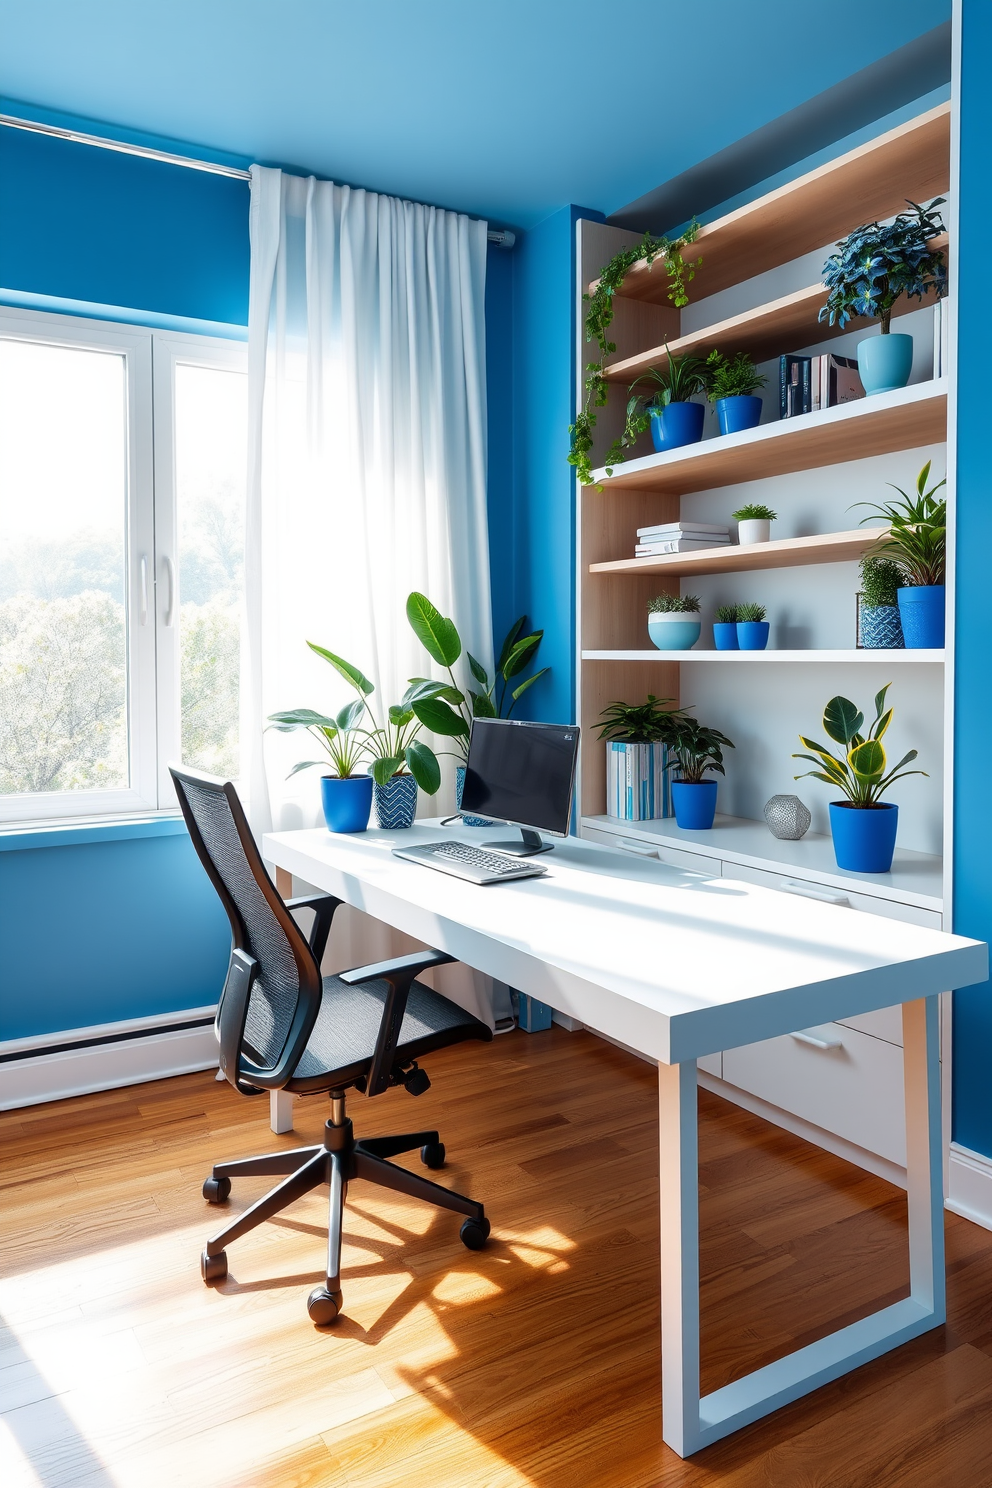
0,307,247,825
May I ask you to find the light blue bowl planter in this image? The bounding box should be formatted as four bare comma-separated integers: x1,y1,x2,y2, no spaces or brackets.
671,781,718,830
736,620,770,650
897,585,945,648
320,774,373,833
373,773,418,829
650,400,705,452
455,764,495,826
857,333,914,395
716,395,762,435
859,605,904,649
648,613,701,651
829,801,898,873
712,621,739,650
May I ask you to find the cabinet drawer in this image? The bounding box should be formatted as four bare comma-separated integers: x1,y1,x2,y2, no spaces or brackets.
723,1022,906,1166
580,825,717,876
722,861,941,928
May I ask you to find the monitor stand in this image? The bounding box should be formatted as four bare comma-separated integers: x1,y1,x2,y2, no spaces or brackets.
484,827,554,858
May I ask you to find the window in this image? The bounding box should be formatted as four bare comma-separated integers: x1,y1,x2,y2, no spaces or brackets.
0,309,247,823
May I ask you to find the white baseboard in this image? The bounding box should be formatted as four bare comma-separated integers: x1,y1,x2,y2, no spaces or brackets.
0,1009,218,1110
947,1143,992,1232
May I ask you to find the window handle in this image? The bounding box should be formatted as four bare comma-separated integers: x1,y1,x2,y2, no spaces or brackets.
162,556,175,626
139,555,148,625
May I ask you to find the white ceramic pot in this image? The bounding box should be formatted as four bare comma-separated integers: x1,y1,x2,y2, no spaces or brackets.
737,518,770,545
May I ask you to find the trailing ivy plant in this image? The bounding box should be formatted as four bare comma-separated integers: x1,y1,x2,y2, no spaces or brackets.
568,223,701,489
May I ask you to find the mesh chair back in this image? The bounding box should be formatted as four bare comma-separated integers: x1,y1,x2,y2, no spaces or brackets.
170,766,321,1069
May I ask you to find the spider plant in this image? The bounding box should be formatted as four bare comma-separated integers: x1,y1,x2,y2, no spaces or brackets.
852,461,946,586
622,345,713,447
792,685,926,806
267,699,369,780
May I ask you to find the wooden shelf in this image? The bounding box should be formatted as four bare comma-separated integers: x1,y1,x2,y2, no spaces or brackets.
592,103,950,305
582,649,945,664
590,527,884,578
588,379,946,493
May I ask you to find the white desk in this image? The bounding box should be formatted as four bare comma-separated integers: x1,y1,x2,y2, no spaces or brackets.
263,820,987,1458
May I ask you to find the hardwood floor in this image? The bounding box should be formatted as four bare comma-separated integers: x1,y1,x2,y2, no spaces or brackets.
3,1027,992,1488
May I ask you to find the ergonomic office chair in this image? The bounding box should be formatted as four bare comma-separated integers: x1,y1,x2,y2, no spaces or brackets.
170,765,493,1325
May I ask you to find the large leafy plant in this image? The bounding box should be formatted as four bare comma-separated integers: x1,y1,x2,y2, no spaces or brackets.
404,594,549,765
819,198,947,335
664,717,735,785
269,645,441,793
853,460,946,586
568,224,702,488
792,685,926,806
597,695,687,745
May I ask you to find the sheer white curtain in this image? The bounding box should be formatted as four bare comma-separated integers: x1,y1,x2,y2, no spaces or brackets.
243,167,495,1012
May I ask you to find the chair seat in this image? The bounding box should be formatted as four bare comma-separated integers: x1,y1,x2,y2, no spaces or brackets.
286,975,491,1093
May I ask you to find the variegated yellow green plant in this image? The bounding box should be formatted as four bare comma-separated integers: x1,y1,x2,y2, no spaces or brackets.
792,685,927,806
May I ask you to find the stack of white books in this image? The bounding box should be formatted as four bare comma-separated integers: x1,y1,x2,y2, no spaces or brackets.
635,521,731,556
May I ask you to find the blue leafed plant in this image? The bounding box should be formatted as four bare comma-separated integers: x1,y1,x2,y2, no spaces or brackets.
819,198,947,335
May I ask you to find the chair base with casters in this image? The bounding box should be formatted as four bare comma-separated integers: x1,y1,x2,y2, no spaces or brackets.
200,1087,490,1324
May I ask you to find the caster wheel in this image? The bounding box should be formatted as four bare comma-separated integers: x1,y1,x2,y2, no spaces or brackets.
459,1216,490,1251
201,1249,228,1283
307,1286,343,1325
420,1141,446,1170
202,1175,231,1203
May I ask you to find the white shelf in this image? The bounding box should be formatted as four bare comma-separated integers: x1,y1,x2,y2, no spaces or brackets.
582,649,945,664
582,813,943,912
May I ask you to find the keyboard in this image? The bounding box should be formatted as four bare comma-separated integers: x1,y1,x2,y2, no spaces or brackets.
391,839,549,885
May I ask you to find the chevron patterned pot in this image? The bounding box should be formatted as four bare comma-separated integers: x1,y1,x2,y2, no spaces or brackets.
373,774,418,829
859,604,904,649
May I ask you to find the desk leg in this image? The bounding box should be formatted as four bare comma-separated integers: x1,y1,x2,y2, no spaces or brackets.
658,996,944,1458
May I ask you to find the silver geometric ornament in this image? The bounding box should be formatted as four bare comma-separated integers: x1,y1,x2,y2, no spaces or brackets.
763,793,812,840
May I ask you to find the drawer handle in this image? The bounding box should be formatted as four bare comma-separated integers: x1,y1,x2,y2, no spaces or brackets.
780,879,850,907
791,1025,844,1050
618,839,658,858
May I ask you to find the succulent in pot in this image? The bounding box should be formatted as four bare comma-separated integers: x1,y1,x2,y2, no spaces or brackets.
792,685,926,872
597,695,688,821
732,502,777,546
853,461,945,648
663,717,735,830
706,349,767,435
819,198,946,394
858,556,905,649
736,601,769,650
713,603,740,651
647,593,702,651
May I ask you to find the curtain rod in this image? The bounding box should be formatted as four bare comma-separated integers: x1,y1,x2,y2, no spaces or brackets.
0,113,515,245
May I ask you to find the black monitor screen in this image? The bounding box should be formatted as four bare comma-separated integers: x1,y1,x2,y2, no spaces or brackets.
461,719,579,836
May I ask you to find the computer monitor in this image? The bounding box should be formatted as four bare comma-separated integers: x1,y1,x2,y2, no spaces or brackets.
459,718,579,856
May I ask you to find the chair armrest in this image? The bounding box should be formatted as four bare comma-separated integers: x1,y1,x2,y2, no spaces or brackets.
284,893,340,966
339,948,455,1097
216,949,265,1095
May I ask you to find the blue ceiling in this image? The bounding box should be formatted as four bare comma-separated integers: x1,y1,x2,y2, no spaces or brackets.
0,0,951,229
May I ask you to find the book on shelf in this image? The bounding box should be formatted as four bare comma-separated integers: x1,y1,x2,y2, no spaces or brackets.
606,740,671,822
811,353,864,411
635,538,731,555
780,355,811,418
636,521,730,539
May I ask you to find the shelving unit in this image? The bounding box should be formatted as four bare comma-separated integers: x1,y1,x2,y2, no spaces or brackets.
591,527,885,578
582,649,944,664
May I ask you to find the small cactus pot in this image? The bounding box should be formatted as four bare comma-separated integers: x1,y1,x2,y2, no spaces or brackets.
859,604,904,649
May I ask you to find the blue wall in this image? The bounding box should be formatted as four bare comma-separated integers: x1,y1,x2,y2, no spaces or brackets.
951,0,992,1158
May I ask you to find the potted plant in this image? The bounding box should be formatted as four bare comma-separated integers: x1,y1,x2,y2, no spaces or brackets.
267,699,374,833
858,556,905,649
713,603,740,650
626,345,714,454
854,461,946,648
597,695,687,821
793,685,926,872
706,349,767,434
664,716,735,830
736,602,769,650
303,644,442,829
819,197,947,395
732,502,777,545
403,593,550,823
647,594,701,651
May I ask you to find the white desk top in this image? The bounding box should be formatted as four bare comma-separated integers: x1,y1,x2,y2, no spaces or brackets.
263,821,986,1065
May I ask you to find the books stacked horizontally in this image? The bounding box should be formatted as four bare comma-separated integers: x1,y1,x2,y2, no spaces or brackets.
780,353,865,418
635,521,731,556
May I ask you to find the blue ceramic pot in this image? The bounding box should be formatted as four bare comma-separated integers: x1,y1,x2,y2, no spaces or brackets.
648,613,701,651
829,801,898,873
716,395,762,435
456,765,495,826
736,620,770,650
649,400,705,452
320,774,373,833
859,605,904,649
857,333,914,395
373,773,418,829
671,780,718,830
897,585,944,649
712,621,739,650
